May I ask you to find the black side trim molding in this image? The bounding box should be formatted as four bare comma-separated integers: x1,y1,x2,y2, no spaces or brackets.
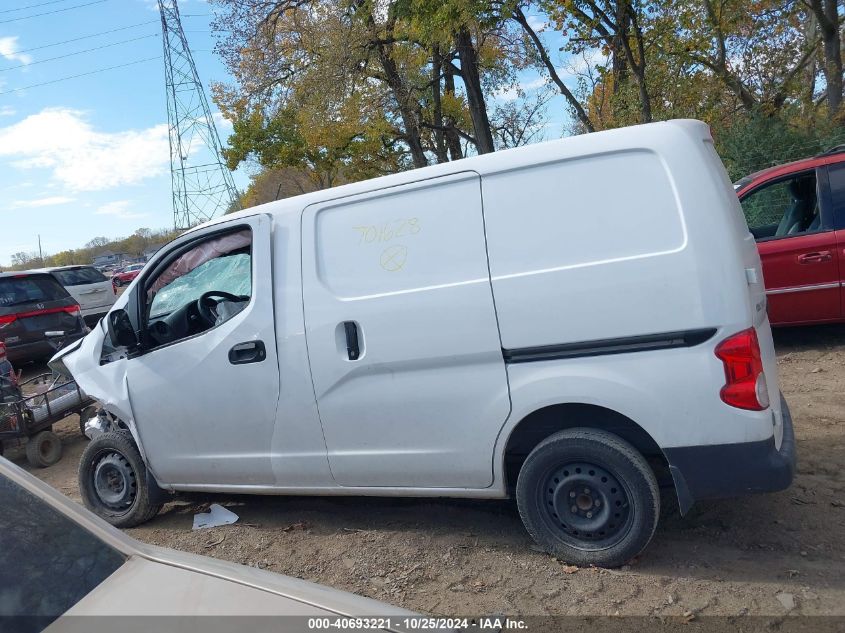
503,328,717,364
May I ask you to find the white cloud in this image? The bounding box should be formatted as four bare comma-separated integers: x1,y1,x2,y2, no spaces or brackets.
0,36,32,65
0,106,15,117
10,196,74,209
212,111,233,132
565,49,609,78
0,108,169,191
95,200,148,220
526,15,547,33
495,76,550,102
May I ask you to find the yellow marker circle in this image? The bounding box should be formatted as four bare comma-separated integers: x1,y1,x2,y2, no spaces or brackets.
380,245,407,272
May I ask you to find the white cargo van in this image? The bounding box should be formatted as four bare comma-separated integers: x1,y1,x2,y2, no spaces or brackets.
53,120,795,567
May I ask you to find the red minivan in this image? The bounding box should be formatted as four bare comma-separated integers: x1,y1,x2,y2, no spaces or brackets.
735,149,845,326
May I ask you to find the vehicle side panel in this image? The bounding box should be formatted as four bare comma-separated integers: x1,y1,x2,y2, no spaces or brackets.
301,173,511,488
757,232,842,324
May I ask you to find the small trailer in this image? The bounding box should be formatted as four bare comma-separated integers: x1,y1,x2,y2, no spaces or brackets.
0,371,95,467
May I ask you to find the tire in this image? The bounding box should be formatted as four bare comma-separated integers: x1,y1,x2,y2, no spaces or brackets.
26,430,63,468
78,430,162,528
516,427,659,568
79,405,98,436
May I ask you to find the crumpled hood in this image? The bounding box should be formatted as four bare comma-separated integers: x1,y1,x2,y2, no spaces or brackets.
49,321,136,433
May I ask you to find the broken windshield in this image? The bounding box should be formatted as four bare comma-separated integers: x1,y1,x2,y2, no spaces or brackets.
146,229,252,319
149,253,251,319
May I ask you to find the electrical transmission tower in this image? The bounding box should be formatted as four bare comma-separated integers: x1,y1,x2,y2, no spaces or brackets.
158,0,239,230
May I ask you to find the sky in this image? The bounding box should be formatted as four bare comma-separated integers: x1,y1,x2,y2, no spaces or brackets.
0,0,588,267
0,0,247,266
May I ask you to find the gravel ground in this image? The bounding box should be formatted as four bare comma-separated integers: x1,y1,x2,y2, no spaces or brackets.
7,324,845,618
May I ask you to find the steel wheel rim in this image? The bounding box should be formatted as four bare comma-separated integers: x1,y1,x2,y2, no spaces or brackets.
93,451,137,511
540,461,633,550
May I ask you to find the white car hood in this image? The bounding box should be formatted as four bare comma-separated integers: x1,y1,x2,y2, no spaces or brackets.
51,554,412,621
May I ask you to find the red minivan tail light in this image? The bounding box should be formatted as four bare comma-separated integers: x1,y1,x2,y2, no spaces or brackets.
715,328,770,411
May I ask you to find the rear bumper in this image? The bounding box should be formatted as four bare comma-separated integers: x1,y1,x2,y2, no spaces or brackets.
665,395,796,515
4,334,86,364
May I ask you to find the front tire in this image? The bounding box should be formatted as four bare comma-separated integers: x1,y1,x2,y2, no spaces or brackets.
78,430,162,527
516,428,659,568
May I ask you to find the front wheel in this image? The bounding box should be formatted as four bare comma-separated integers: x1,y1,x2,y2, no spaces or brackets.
78,430,162,527
516,428,659,568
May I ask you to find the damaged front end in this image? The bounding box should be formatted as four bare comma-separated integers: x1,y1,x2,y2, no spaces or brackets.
48,319,140,450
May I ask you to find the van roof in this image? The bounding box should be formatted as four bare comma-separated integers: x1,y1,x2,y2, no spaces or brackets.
187,119,712,235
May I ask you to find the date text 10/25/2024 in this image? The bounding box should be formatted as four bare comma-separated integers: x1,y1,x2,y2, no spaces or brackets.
307,617,528,630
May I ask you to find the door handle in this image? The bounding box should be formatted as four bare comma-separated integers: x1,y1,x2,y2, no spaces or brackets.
228,340,266,365
797,251,832,264
343,321,360,361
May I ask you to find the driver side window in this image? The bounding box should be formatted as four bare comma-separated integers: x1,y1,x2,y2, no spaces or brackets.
143,229,253,348
740,171,823,241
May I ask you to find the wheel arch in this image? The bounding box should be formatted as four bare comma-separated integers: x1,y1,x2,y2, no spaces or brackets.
501,402,672,494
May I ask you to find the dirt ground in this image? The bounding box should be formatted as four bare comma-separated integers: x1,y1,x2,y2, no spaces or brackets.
7,325,845,618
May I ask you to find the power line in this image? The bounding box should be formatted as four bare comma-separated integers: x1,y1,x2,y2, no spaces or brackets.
14,20,159,55
0,0,74,14
1,33,159,72
0,0,107,25
0,56,160,96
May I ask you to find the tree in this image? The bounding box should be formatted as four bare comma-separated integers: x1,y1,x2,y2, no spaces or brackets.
233,167,329,209
512,4,596,132
806,0,842,120
212,0,441,173
84,237,110,250
667,0,819,115
10,252,37,268
206,0,843,205
399,0,526,154
543,0,654,123
211,0,540,201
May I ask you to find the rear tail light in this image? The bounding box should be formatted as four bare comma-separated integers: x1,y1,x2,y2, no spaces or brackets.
0,304,81,328
715,328,770,411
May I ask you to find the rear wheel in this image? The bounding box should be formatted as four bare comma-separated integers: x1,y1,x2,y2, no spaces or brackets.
78,430,162,527
26,430,62,468
516,428,659,568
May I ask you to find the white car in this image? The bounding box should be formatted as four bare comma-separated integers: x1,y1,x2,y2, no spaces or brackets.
0,457,412,626
39,265,117,327
53,119,795,568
